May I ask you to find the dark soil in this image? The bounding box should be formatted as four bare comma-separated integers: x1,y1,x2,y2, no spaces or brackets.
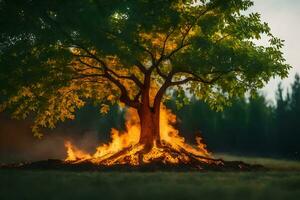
0,158,266,172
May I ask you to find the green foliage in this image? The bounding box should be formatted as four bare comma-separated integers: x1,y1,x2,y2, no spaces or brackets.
0,0,290,136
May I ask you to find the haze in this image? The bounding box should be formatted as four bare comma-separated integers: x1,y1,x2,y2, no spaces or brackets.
252,0,300,100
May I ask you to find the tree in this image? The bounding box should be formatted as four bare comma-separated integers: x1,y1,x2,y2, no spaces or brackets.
0,0,289,152
290,74,300,117
246,93,271,152
274,83,290,154
219,96,248,151
284,74,300,157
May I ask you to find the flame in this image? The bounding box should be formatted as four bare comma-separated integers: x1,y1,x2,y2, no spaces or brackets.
64,141,91,162
64,105,211,165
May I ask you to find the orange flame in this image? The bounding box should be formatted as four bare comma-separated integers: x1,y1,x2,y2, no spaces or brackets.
64,105,211,165
64,141,91,162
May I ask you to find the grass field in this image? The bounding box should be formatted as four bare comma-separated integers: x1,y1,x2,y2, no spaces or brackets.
214,153,300,171
1,155,300,200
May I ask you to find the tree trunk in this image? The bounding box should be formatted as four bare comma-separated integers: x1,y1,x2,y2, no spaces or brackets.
137,73,164,151
138,103,161,151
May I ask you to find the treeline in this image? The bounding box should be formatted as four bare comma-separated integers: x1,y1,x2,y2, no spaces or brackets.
169,74,300,159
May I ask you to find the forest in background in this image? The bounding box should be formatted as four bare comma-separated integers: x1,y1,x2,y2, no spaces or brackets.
170,74,300,159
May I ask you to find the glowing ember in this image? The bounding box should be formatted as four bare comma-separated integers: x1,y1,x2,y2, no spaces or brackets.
64,105,212,166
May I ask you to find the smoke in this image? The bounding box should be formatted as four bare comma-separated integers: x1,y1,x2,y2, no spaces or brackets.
0,105,127,164
0,113,100,163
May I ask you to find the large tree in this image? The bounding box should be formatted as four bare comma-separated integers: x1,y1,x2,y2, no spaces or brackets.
0,0,289,151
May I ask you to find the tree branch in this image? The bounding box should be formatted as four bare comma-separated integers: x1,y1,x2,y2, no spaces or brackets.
162,7,211,61
103,71,140,108
135,60,147,74
134,90,142,102
77,58,102,71
160,28,176,59
105,68,143,89
155,66,168,79
73,51,141,107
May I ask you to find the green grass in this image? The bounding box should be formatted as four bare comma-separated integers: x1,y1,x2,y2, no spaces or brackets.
214,153,300,171
1,155,300,200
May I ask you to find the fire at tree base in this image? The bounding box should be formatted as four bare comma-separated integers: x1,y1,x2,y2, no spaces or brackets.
1,106,265,171
63,106,214,165
0,106,265,172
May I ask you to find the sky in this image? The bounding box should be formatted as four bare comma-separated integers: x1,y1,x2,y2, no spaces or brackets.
250,0,300,101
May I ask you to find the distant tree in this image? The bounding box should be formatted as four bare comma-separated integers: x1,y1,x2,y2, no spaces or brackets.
220,97,248,151
168,96,217,143
0,0,289,152
246,93,271,152
290,74,300,116
285,74,300,157
274,83,289,154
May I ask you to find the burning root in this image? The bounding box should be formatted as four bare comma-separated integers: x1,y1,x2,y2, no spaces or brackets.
61,142,266,172
65,141,223,167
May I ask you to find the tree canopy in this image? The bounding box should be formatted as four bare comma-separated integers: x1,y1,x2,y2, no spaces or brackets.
0,0,290,137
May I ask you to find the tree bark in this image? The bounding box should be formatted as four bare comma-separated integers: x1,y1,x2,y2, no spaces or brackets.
137,73,162,151
138,106,160,151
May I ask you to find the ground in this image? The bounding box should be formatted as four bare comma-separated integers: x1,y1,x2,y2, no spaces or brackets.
1,154,300,200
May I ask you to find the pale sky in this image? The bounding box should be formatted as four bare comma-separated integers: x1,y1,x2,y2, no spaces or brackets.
251,0,300,101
